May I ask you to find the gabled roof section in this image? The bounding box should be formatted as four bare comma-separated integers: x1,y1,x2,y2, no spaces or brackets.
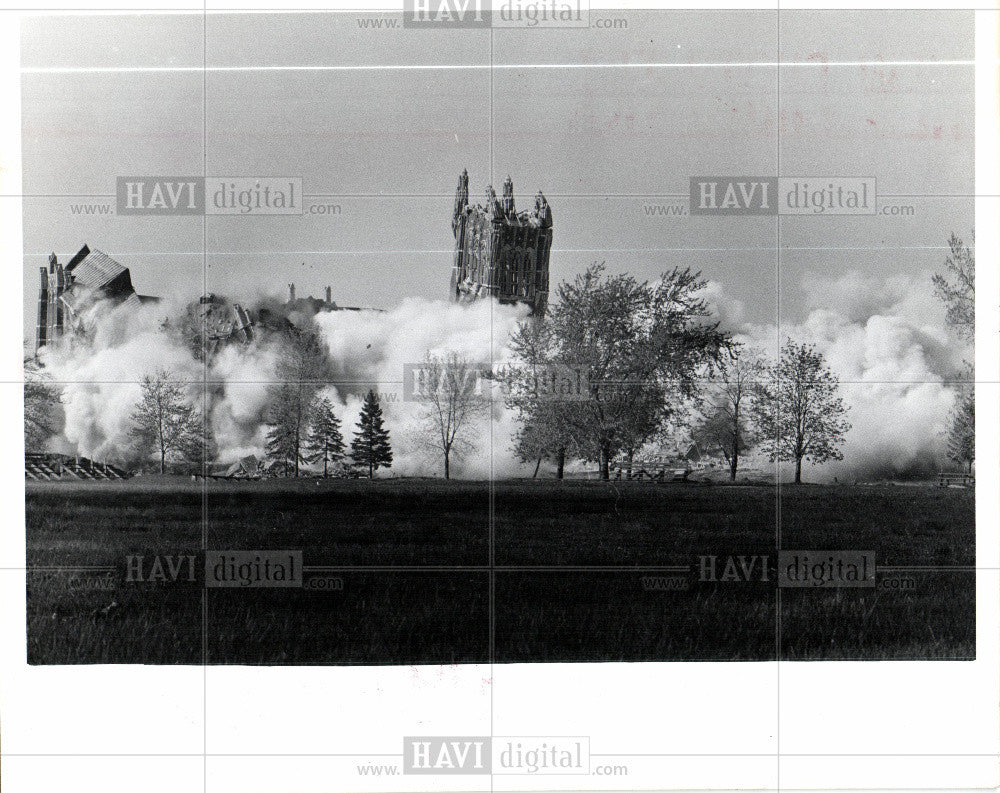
68,248,133,294
65,244,91,270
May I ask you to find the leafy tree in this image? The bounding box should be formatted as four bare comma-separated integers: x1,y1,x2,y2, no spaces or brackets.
305,396,345,477
692,344,764,480
513,403,580,478
946,366,974,474
513,416,555,478
178,407,216,477
753,341,851,484
518,263,727,480
502,320,582,478
351,390,393,478
24,357,60,451
933,233,974,474
265,383,305,477
415,352,487,479
265,333,327,477
932,232,974,343
947,390,974,474
130,369,204,474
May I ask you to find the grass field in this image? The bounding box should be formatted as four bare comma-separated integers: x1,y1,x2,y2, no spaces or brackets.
25,478,975,664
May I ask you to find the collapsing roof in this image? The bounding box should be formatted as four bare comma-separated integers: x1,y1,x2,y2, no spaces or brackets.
223,454,263,479
66,247,131,291
35,244,159,352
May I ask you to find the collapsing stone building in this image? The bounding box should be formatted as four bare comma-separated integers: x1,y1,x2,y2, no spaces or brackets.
184,294,256,361
35,244,159,353
187,284,374,361
450,170,553,316
35,244,379,359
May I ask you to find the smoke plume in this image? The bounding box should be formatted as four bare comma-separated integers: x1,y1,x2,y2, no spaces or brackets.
38,292,530,477
36,268,964,481
724,269,966,481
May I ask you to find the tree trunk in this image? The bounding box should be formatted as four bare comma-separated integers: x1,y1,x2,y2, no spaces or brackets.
444,451,450,480
729,446,738,481
556,448,565,480
600,446,610,481
794,457,802,484
160,449,166,475
369,459,374,479
626,448,634,477
532,457,542,478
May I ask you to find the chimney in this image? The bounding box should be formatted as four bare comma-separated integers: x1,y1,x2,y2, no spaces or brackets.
288,283,295,302
325,286,332,303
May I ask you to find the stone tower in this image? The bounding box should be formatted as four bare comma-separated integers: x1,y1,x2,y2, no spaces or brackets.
450,170,553,316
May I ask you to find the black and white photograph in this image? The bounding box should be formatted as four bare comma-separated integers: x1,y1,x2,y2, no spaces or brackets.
2,2,997,791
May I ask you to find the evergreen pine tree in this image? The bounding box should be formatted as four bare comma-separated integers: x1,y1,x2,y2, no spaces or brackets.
264,333,327,477
265,383,302,477
306,396,346,477
350,390,393,479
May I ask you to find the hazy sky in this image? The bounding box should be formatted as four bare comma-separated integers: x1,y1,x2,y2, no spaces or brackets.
21,11,974,343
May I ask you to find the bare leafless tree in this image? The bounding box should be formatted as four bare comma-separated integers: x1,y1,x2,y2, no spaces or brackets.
415,352,488,479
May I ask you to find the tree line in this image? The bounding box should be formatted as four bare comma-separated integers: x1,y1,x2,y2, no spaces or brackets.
24,232,974,481
498,228,975,482
127,318,395,477
128,370,393,478
501,264,850,483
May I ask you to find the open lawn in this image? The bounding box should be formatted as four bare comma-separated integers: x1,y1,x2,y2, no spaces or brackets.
26,478,975,664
